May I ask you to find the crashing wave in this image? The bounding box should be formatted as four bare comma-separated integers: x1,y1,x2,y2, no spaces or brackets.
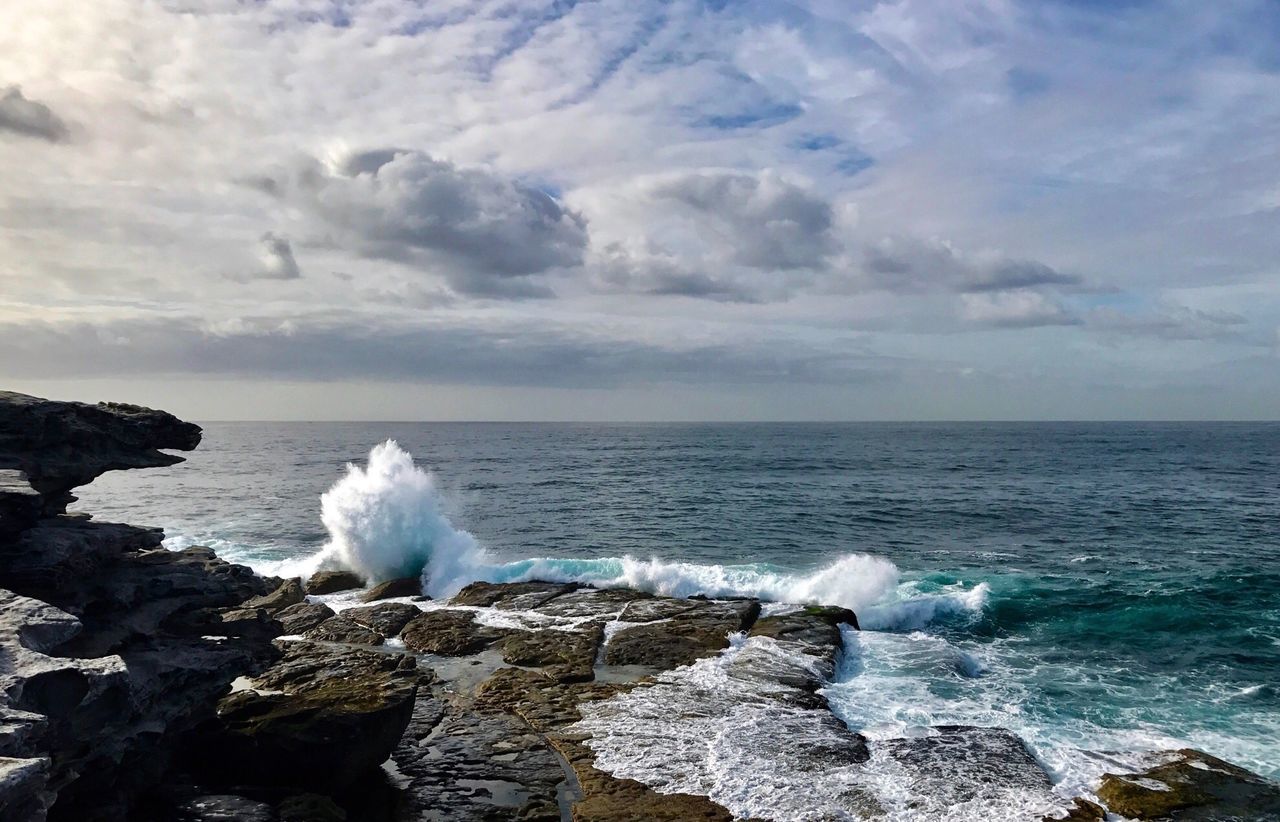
295,440,986,626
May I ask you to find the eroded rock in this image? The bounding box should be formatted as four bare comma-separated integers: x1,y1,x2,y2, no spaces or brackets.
400,609,508,656
342,602,420,637
304,570,365,596
604,599,761,669
304,616,384,646
274,602,335,635
360,577,422,602
197,642,420,791
1095,749,1280,820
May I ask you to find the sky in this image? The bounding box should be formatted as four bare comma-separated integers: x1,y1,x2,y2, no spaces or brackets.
1,0,1278,420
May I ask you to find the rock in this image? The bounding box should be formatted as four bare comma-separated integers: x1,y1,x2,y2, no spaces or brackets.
342,602,421,637
360,577,422,602
392,693,566,821
304,570,365,595
243,578,304,613
0,393,286,820
0,755,52,821
499,623,603,683
1045,797,1107,821
304,616,384,646
748,604,859,668
273,602,335,635
549,736,734,822
276,792,347,821
176,794,275,822
400,610,508,655
604,599,761,669
197,641,420,791
0,390,201,516
217,607,283,639
878,726,1057,814
1095,749,1280,820
450,580,580,609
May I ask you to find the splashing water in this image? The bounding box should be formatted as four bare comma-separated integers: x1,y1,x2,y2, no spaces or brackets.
314,440,489,592
302,440,984,625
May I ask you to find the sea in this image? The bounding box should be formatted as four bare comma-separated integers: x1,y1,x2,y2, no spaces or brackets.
73,422,1280,816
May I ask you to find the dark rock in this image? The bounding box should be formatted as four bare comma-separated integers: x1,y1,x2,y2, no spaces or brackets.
304,616,384,646
878,726,1056,812
450,580,580,609
0,754,52,821
276,792,347,822
604,599,761,669
243,578,304,613
1045,797,1107,821
273,602,335,635
176,794,275,822
304,571,365,596
549,735,734,822
0,390,201,516
342,603,420,637
400,610,507,656
217,607,283,640
748,605,858,668
360,577,422,602
391,693,565,821
198,642,419,791
499,623,603,683
1095,749,1280,820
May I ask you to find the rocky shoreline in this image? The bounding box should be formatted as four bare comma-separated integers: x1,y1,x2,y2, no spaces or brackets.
2,391,1278,821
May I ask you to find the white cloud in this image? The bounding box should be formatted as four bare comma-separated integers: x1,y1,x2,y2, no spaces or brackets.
1,0,1277,416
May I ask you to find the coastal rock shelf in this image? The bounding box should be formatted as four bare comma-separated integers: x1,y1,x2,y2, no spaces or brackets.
2,390,1278,821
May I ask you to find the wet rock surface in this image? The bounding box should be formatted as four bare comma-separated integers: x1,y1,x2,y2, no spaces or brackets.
400,609,508,655
343,602,421,637
1094,748,1280,820
274,601,335,635
195,641,421,792
361,577,424,602
304,570,365,596
304,615,385,646
602,598,761,669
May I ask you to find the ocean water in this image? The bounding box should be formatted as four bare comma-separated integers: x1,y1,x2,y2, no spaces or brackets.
74,422,1280,812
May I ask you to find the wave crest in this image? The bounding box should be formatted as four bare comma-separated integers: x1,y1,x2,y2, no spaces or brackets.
310,441,986,624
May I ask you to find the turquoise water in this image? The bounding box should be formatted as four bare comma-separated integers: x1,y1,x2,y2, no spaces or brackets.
76,422,1280,791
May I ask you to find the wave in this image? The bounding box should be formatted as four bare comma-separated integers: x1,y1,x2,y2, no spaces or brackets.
261,441,987,628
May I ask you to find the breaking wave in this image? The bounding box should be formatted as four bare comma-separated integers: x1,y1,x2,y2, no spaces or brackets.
302,441,985,629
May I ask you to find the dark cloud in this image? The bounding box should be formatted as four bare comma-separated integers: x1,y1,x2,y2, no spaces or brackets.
254,149,588,298
256,232,302,280
0,86,69,142
651,172,837,271
0,316,893,388
594,243,765,303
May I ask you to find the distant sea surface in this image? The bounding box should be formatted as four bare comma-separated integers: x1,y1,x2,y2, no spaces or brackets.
77,422,1280,796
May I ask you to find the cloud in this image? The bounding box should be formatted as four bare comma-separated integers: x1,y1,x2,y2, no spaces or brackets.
1086,304,1248,341
255,232,302,280
579,170,837,302
0,315,894,388
863,237,1083,294
255,149,588,298
0,86,68,142
593,242,763,303
649,171,836,271
961,290,1081,328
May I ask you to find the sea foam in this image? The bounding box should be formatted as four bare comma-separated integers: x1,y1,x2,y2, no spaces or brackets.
307,441,984,625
